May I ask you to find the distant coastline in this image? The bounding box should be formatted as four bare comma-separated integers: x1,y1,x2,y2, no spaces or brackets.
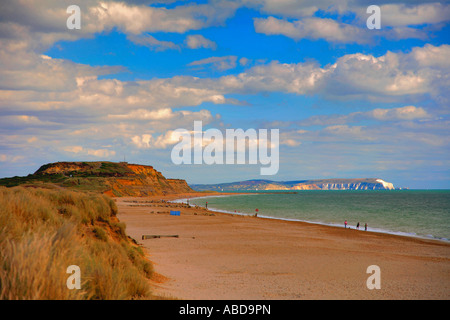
191,178,397,192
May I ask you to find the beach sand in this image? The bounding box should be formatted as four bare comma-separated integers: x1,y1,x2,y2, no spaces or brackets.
116,193,450,300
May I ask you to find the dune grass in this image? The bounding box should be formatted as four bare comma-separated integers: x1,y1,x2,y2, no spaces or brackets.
0,186,154,300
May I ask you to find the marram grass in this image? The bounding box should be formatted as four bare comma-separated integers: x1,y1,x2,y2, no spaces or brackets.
0,186,154,300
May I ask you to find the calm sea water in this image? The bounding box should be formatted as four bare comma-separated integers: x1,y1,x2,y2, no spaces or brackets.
179,190,450,242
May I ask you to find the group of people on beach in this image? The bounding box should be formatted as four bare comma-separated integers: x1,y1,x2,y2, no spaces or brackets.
344,220,367,231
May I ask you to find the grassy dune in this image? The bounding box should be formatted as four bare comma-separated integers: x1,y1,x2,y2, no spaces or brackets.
0,186,154,300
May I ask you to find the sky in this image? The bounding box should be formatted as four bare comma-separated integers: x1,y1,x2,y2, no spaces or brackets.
0,0,449,189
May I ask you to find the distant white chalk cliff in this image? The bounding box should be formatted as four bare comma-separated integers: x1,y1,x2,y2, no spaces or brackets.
191,178,396,191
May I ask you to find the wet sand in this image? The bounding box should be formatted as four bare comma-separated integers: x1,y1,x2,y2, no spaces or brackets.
116,193,450,300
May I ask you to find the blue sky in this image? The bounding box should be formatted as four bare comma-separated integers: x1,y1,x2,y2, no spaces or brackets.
0,0,449,188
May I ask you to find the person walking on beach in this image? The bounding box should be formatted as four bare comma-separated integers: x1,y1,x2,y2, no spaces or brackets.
356,222,360,230
206,201,208,209
344,220,348,228
365,223,367,231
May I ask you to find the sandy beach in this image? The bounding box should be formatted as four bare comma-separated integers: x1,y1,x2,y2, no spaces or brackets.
116,193,450,300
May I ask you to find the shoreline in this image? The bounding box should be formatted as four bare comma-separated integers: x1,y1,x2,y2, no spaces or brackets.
116,192,450,300
171,193,450,244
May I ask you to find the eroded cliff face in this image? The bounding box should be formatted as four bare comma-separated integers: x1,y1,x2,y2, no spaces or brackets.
33,161,193,196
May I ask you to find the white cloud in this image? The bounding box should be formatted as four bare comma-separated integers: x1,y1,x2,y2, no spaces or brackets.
125,33,218,52
1,1,448,185
296,106,431,128
217,59,324,94
109,108,174,120
64,145,116,157
2,42,448,119
245,0,348,18
0,46,123,93
254,16,370,44
131,130,181,149
383,26,428,41
239,57,250,66
86,1,239,35
64,146,84,154
324,52,428,97
323,125,366,137
369,106,430,121
1,1,447,57
0,115,60,128
168,44,448,103
0,0,239,57
409,44,450,69
107,108,215,128
188,56,238,71
185,35,217,50
248,0,450,28
0,154,24,163
127,34,180,51
280,137,301,147
252,2,450,43
87,148,116,157
379,3,450,27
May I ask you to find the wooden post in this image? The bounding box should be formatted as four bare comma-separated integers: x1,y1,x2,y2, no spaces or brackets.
142,235,179,240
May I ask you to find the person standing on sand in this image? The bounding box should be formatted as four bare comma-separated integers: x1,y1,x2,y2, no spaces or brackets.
344,220,348,228
356,222,360,230
206,201,208,209
365,223,368,231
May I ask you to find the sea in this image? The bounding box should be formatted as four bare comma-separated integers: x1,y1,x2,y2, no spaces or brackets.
175,190,450,242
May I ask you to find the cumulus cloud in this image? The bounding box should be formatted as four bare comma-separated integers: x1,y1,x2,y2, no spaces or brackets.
1,0,448,187
1,1,447,55
252,2,450,43
86,1,239,35
214,44,450,103
0,0,448,173
131,130,183,149
216,59,324,95
0,49,123,92
409,43,450,69
2,42,448,120
0,0,238,55
185,34,217,50
254,16,370,44
323,53,427,97
247,0,450,28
